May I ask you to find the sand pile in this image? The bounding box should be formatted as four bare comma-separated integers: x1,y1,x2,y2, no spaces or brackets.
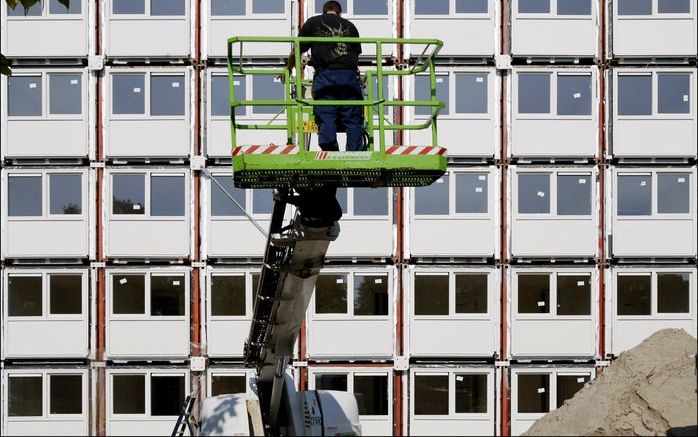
525,328,697,436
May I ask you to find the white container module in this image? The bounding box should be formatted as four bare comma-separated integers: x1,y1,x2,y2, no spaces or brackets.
509,267,597,359
2,269,88,359
105,168,191,259
511,67,598,158
510,166,597,259
406,266,499,358
409,367,496,436
206,368,254,397
511,366,594,436
608,167,697,258
106,367,189,436
407,167,499,260
2,368,89,436
1,168,92,260
406,0,496,58
1,69,90,160
204,267,257,358
611,68,696,158
406,67,499,158
606,266,696,356
206,0,294,59
511,0,597,57
306,267,394,359
105,0,191,58
308,366,393,436
105,268,190,360
205,68,288,158
1,0,89,58
105,67,192,159
611,0,698,58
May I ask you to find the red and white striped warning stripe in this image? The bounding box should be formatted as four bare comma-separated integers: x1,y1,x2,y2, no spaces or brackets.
385,146,446,156
232,145,298,157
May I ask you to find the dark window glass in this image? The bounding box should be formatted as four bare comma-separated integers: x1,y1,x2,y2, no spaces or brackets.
618,0,652,14
151,375,185,416
252,0,284,13
455,274,488,313
113,0,145,14
151,276,186,316
517,374,549,413
354,188,389,216
252,75,284,114
49,74,82,114
151,75,185,116
658,0,690,13
415,174,449,215
212,176,245,216
8,376,42,416
8,76,42,116
112,74,145,114
518,173,550,214
354,274,389,316
414,274,449,316
211,275,246,316
456,173,488,213
50,275,83,315
557,174,591,216
518,274,550,313
8,276,42,317
415,74,449,116
457,0,488,13
557,275,591,316
658,74,690,114
213,75,245,117
113,374,145,414
658,173,690,214
8,175,42,217
252,189,274,215
557,0,591,14
518,73,551,114
617,174,652,216
414,375,448,415
558,75,591,116
50,174,82,215
618,75,652,116
354,375,389,415
211,0,245,15
354,0,388,14
211,375,246,396
337,187,348,214
455,374,488,413
7,1,42,16
415,0,448,14
315,374,348,391
556,374,588,408
112,174,145,214
112,274,145,314
315,274,348,314
455,73,488,114
617,275,651,316
50,374,83,414
657,273,690,313
151,175,185,216
520,0,550,12
151,0,185,15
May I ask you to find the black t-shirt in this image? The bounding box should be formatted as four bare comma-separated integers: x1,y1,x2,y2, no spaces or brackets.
298,14,361,72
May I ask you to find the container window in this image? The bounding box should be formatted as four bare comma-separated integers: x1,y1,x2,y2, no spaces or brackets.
151,276,185,316
151,0,185,16
354,187,389,216
50,275,83,315
617,275,651,315
213,75,245,116
519,0,550,13
618,75,651,116
252,189,274,214
518,173,550,214
414,375,449,415
112,374,145,414
415,74,449,116
455,73,488,114
337,187,348,213
658,0,690,13
252,75,284,115
151,375,185,416
49,74,82,115
658,74,690,114
315,374,348,391
455,374,488,413
315,274,348,314
366,75,390,102
112,174,146,214
211,275,246,316
415,174,449,215
618,0,652,14
113,0,144,14
50,374,82,414
414,274,449,316
457,0,488,13
557,0,591,14
455,274,488,313
8,275,42,317
151,75,185,116
557,75,591,116
8,175,42,217
354,274,389,316
8,76,42,116
8,376,43,416
212,176,245,216
557,174,591,216
7,2,42,16
315,0,348,14
657,273,690,313
658,173,690,214
252,0,284,13
556,275,591,316
50,174,82,215
517,374,549,413
151,175,185,216
112,274,145,314
112,74,145,115
456,173,488,213
617,174,652,216
518,274,550,313
211,375,246,396
49,0,81,14
212,0,245,15
415,0,449,14
556,374,587,408
518,73,550,114
354,0,388,15
354,375,389,415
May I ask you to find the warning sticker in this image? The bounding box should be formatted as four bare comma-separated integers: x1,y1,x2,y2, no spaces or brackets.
475,187,483,193
172,82,180,88
476,77,484,83
537,388,546,393
577,377,585,383
479,175,486,180
375,278,383,284
537,301,545,307
537,191,545,197
29,83,37,89
71,79,79,85
133,204,141,210
573,92,581,99
303,120,318,133
133,87,141,93
336,278,344,284
119,278,128,285
579,178,587,184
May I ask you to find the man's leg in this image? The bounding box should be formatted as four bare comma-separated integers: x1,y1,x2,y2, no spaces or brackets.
339,105,365,151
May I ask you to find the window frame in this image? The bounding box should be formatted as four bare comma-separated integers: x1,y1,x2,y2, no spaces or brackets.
514,168,595,219
340,187,392,219
412,269,494,320
309,368,393,418
512,368,593,419
108,270,189,321
411,369,492,418
109,170,188,220
210,0,288,18
514,0,595,17
4,270,87,321
413,169,494,219
311,269,392,320
412,0,493,18
614,269,695,320
108,369,189,418
515,69,595,120
208,171,274,219
4,370,88,421
615,0,694,17
110,0,188,19
5,0,86,19
5,170,88,221
614,169,694,220
207,270,255,320
109,69,188,119
615,69,694,120
513,269,595,320
413,69,495,121
5,70,86,120
207,369,252,396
